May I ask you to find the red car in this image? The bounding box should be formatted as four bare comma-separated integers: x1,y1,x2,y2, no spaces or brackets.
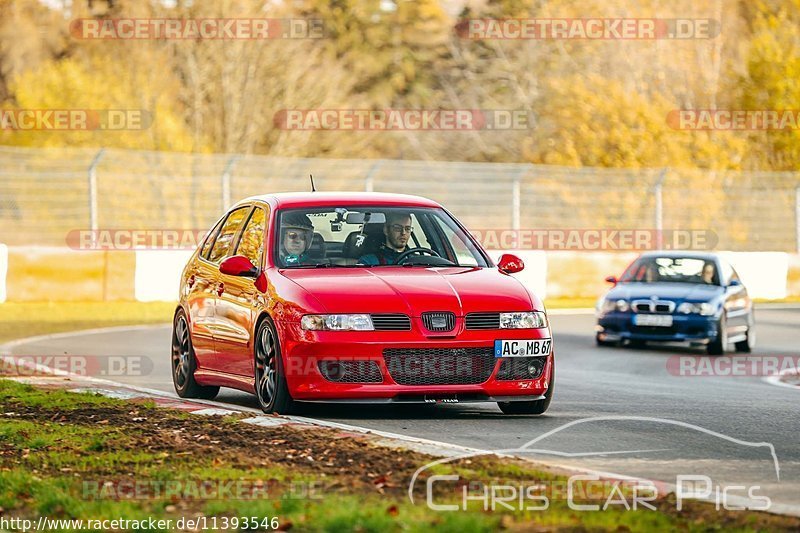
171,192,554,415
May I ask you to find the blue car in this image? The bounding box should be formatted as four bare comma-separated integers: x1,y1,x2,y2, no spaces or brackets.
595,252,755,355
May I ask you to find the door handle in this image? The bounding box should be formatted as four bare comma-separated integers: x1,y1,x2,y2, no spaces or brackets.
216,282,225,296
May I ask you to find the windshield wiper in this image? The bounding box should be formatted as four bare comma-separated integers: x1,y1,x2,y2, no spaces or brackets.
289,263,333,268
401,261,456,267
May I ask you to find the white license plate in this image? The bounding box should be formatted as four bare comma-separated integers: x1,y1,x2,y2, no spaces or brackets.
494,339,552,358
633,314,673,327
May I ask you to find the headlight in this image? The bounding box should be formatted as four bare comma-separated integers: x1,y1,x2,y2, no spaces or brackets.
500,311,548,329
301,314,374,331
601,299,629,312
677,302,715,316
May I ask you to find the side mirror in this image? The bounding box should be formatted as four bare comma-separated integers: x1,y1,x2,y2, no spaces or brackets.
220,255,259,278
728,279,741,287
605,276,618,286
498,253,524,274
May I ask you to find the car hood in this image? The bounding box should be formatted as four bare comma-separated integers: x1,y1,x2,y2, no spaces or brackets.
281,267,538,315
607,282,723,302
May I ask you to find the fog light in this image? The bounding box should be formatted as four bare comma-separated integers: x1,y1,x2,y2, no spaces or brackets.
527,359,544,378
321,362,342,380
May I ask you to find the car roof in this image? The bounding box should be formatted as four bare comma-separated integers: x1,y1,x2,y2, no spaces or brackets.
638,250,719,261
241,191,441,209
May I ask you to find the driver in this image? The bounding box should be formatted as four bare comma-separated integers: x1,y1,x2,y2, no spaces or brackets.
358,212,412,266
701,261,716,284
280,212,315,266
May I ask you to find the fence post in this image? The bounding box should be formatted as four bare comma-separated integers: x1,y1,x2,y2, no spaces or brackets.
365,160,382,192
221,156,240,210
654,168,666,249
796,186,800,253
512,171,522,231
88,148,106,237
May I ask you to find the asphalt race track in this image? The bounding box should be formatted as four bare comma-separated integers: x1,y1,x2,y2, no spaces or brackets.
7,307,799,513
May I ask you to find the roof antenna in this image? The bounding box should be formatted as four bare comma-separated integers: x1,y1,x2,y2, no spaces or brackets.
310,174,316,192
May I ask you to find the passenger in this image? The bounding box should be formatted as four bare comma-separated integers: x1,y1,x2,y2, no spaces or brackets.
279,212,315,266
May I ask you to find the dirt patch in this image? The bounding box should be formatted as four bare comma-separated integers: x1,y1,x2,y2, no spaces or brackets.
0,400,430,496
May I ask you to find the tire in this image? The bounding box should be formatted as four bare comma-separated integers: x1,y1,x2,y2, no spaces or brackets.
735,314,755,353
254,317,296,414
498,363,555,415
707,314,727,356
171,310,220,400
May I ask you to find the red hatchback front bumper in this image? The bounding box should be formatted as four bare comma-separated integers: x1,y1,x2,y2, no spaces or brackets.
275,322,554,403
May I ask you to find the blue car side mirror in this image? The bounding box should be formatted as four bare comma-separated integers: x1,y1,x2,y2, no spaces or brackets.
728,279,741,287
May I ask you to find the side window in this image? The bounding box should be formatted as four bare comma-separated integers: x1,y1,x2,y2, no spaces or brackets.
208,206,250,264
430,216,479,267
719,260,733,285
200,217,226,260
234,207,267,267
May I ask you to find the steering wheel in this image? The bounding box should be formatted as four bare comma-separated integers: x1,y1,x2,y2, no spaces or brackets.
395,247,441,264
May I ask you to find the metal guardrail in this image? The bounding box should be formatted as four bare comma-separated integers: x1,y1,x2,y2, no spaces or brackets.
0,145,798,251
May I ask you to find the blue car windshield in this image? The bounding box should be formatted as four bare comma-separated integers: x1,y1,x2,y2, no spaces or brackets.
620,257,719,285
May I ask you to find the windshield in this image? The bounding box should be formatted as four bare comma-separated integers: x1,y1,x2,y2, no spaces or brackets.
620,256,719,285
274,206,489,268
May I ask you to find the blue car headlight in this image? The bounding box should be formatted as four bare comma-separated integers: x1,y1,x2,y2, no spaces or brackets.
677,302,715,316
600,299,629,313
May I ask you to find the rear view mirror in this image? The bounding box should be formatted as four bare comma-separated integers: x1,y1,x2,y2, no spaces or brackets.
605,276,618,285
220,255,259,278
498,253,524,274
345,211,386,224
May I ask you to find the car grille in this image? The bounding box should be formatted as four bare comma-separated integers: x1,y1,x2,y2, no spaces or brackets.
421,312,456,332
371,314,411,331
496,357,547,381
465,312,501,330
318,360,383,383
383,347,496,385
632,300,675,314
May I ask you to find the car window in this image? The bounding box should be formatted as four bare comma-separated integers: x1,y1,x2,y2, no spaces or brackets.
274,206,489,268
429,215,479,266
621,256,717,284
199,216,226,260
207,206,251,264
234,207,267,267
719,260,734,284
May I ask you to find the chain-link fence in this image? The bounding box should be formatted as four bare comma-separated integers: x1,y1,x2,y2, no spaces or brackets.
1,145,798,251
